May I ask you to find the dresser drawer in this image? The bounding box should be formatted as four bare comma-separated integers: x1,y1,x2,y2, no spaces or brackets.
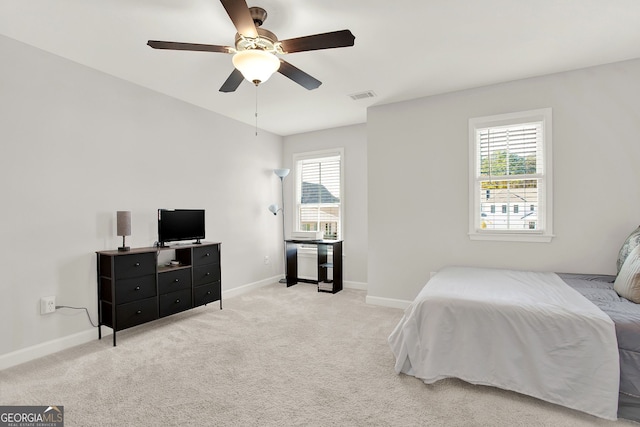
159,288,192,317
115,296,158,331
192,245,220,267
194,281,221,307
158,268,191,295
114,252,156,279
193,264,221,286
115,275,157,305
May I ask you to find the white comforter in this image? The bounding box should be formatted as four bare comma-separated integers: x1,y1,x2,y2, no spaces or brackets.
388,266,620,420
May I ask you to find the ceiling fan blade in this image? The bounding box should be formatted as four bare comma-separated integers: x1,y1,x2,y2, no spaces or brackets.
219,69,244,93
278,60,321,90
279,30,355,54
220,0,258,38
147,40,231,54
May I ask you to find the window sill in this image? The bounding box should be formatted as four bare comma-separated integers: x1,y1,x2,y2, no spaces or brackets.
468,231,554,243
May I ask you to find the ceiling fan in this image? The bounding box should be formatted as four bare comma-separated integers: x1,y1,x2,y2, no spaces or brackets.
147,0,355,93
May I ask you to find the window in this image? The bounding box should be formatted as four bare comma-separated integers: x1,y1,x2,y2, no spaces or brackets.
469,108,553,242
293,149,343,240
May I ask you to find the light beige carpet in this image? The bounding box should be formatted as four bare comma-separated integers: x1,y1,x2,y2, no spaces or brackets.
0,283,635,426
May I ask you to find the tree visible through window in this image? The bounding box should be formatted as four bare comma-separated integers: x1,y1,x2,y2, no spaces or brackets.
294,151,342,240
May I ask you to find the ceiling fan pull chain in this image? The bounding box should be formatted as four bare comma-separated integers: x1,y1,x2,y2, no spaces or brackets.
255,85,259,136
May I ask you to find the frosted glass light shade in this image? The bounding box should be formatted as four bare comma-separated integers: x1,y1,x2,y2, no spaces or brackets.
274,168,290,178
268,204,279,215
232,50,280,85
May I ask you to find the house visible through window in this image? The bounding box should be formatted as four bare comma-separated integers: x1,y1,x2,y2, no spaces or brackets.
469,108,553,242
294,150,343,240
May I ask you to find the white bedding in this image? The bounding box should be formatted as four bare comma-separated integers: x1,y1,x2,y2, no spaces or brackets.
388,266,620,420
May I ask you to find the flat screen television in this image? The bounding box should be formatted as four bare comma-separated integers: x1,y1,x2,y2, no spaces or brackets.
158,209,205,247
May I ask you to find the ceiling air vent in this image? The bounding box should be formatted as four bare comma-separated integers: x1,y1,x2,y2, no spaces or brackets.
349,91,376,101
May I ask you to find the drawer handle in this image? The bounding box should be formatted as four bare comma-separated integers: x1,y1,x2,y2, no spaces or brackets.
174,279,179,283
205,272,210,276
136,310,142,314
205,253,210,257
175,299,180,304
206,291,211,295
135,262,140,267
135,286,140,291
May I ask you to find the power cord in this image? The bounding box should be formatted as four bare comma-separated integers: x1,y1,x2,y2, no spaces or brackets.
55,305,99,328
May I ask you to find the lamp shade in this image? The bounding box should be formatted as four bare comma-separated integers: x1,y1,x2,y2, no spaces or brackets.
116,211,131,237
232,49,280,85
274,168,290,178
268,204,279,215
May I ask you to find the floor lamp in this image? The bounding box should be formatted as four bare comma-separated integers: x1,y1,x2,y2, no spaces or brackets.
269,168,290,283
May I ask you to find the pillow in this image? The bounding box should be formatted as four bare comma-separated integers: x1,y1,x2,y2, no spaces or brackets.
614,244,640,303
617,225,640,274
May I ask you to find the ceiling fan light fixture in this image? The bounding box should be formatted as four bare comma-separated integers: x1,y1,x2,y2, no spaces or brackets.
147,2,355,93
232,49,280,86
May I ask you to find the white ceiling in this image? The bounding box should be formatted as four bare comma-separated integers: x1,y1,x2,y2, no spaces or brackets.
2,1,640,136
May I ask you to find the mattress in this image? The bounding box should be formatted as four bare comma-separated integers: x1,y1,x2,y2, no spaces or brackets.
558,273,640,422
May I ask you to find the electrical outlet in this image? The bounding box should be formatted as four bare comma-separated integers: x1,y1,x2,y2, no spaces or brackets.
40,296,56,314
264,255,270,265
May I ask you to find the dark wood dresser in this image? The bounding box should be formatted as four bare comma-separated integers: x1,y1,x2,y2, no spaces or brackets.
96,242,221,346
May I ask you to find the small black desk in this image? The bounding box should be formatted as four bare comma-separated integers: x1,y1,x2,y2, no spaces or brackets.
285,240,343,293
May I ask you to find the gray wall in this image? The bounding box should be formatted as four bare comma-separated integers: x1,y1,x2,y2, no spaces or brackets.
367,58,640,304
0,35,284,358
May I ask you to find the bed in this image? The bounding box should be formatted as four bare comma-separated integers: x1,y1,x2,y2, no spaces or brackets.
388,266,640,421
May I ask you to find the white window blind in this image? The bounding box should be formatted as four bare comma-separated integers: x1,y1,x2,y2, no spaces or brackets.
294,151,342,240
469,108,553,242
478,123,542,231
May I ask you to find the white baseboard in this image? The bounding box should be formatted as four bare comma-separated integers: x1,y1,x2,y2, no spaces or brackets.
222,275,281,299
344,280,367,290
365,295,411,310
0,327,112,371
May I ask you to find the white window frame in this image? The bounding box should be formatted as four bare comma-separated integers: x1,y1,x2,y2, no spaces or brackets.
468,108,553,242
292,148,344,241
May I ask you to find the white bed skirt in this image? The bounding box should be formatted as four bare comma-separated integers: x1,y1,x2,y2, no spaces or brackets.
389,266,620,420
